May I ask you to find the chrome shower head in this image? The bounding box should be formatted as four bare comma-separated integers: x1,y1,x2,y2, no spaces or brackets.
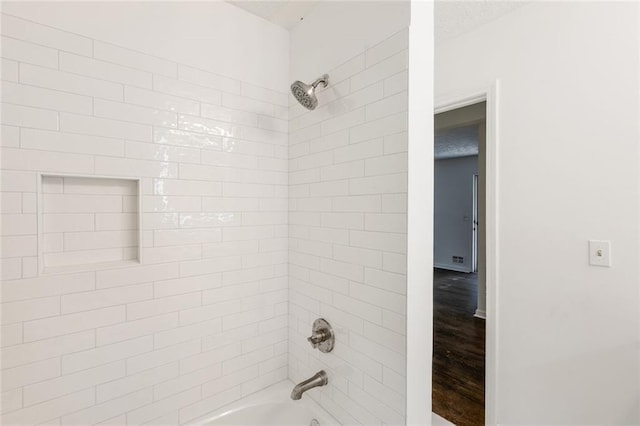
291,74,329,110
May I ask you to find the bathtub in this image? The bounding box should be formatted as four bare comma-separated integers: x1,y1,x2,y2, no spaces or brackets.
192,379,454,426
193,380,338,426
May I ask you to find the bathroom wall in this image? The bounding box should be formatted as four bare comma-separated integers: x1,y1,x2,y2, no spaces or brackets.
434,155,478,272
436,2,640,424
0,1,289,91
288,2,411,424
0,4,290,424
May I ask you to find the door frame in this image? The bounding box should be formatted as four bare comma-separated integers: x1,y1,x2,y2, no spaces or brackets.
406,80,500,425
472,173,479,274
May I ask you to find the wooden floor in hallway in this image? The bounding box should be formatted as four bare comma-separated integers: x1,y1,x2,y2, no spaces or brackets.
432,268,485,426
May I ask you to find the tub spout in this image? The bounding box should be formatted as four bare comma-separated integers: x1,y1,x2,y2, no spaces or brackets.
291,370,328,400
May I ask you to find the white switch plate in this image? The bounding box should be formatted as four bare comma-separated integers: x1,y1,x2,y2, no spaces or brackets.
589,240,611,267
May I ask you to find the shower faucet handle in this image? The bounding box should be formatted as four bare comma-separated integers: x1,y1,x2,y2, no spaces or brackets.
307,318,334,353
307,330,329,347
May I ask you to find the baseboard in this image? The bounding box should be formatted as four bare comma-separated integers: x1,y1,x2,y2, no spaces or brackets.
474,309,486,319
434,263,472,273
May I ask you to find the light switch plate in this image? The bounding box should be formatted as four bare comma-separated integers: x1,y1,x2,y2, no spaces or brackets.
589,240,611,267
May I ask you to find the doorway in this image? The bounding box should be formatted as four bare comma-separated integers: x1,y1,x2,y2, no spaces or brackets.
404,68,499,425
432,101,487,425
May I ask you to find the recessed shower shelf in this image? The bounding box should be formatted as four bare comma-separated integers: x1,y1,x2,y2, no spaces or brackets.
37,174,142,275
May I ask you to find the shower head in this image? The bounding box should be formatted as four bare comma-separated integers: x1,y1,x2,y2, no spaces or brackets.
291,74,329,110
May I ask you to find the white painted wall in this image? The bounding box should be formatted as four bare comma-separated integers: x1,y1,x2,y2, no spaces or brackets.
435,2,640,424
288,2,410,424
0,1,289,92
1,5,290,424
434,155,478,272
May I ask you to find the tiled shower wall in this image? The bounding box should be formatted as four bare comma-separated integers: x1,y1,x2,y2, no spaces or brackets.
0,12,289,425
288,28,408,425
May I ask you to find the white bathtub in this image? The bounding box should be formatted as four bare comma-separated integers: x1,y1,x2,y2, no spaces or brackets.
192,379,454,426
194,380,338,426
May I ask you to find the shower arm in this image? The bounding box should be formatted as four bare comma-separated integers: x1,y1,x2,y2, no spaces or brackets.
311,74,329,89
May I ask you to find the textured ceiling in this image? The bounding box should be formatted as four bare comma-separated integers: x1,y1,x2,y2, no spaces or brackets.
435,0,530,42
435,102,484,160
435,125,478,160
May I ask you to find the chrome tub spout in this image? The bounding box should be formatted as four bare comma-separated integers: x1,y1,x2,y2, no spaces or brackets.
291,370,328,400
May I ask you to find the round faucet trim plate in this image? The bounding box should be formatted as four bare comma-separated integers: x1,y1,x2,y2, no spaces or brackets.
308,318,334,353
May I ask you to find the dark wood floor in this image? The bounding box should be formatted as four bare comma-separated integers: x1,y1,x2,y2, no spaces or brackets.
432,268,485,426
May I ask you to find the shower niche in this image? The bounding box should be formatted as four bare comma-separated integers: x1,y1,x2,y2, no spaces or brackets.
37,174,141,274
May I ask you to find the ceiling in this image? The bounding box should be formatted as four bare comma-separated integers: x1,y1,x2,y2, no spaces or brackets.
435,102,484,159
435,0,530,42
435,125,478,160
226,1,319,30
227,1,530,36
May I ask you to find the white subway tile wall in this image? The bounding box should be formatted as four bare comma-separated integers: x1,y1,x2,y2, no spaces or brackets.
0,13,288,425
288,28,408,425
